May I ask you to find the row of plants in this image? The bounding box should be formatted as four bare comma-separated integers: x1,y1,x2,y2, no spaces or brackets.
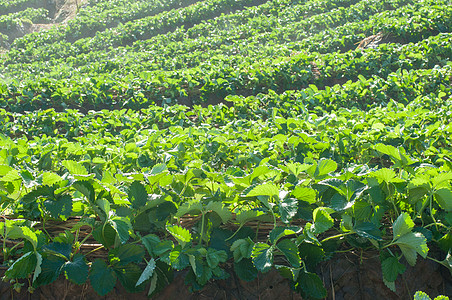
64,0,452,79
6,0,271,63
4,0,407,68
2,27,452,112
0,7,49,34
0,0,43,16
1,89,451,296
0,0,451,297
2,0,408,75
9,0,201,49
1,64,451,138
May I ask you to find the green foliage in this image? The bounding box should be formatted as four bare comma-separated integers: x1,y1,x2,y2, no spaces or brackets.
1,0,452,297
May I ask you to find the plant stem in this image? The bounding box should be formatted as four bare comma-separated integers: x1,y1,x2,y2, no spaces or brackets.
424,222,449,230
85,245,105,256
76,229,93,253
199,211,205,246
225,224,243,241
321,231,354,243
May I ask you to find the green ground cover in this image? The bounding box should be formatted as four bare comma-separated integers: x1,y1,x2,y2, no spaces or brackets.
0,0,451,298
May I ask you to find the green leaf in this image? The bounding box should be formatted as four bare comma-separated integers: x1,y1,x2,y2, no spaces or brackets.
275,265,296,280
89,259,117,296
246,183,279,197
96,198,110,216
0,164,13,176
231,238,254,262
113,263,144,293
432,172,452,189
434,189,452,211
195,262,212,285
312,207,334,234
1,169,20,182
150,163,167,175
372,168,397,183
5,251,37,279
42,172,63,186
206,248,227,269
109,217,131,244
175,201,203,217
374,144,414,166
298,271,327,299
148,273,158,296
62,160,88,175
315,159,337,178
269,226,298,244
234,258,258,282
169,248,190,270
413,291,432,300
166,225,192,248
33,252,42,284
188,254,203,277
141,234,161,256
109,244,144,267
367,185,384,204
20,170,38,189
153,240,174,257
381,256,406,282
277,239,300,268
43,242,71,260
252,243,273,273
136,259,156,287
73,181,95,203
63,253,88,285
408,184,429,204
236,210,271,225
433,296,450,300
292,186,316,204
279,198,298,223
298,243,325,270
128,181,148,210
206,201,232,223
383,277,396,292
8,225,38,250
352,201,372,220
44,194,73,218
393,212,415,240
34,255,65,286
438,232,452,253
92,221,117,248
155,201,177,221
353,222,382,241
395,232,428,266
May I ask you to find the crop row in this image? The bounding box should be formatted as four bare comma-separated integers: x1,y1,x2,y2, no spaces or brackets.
2,29,452,112
0,7,49,34
3,0,449,89
8,0,271,62
0,89,451,296
9,0,201,49
1,65,451,165
0,0,43,16
61,0,452,78
3,0,406,72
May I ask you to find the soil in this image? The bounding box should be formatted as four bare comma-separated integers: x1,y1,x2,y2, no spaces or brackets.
1,252,451,300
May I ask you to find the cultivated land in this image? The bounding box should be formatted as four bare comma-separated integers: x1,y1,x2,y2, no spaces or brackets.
0,0,452,299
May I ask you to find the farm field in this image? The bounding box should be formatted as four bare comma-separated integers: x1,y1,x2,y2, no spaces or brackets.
0,0,452,299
